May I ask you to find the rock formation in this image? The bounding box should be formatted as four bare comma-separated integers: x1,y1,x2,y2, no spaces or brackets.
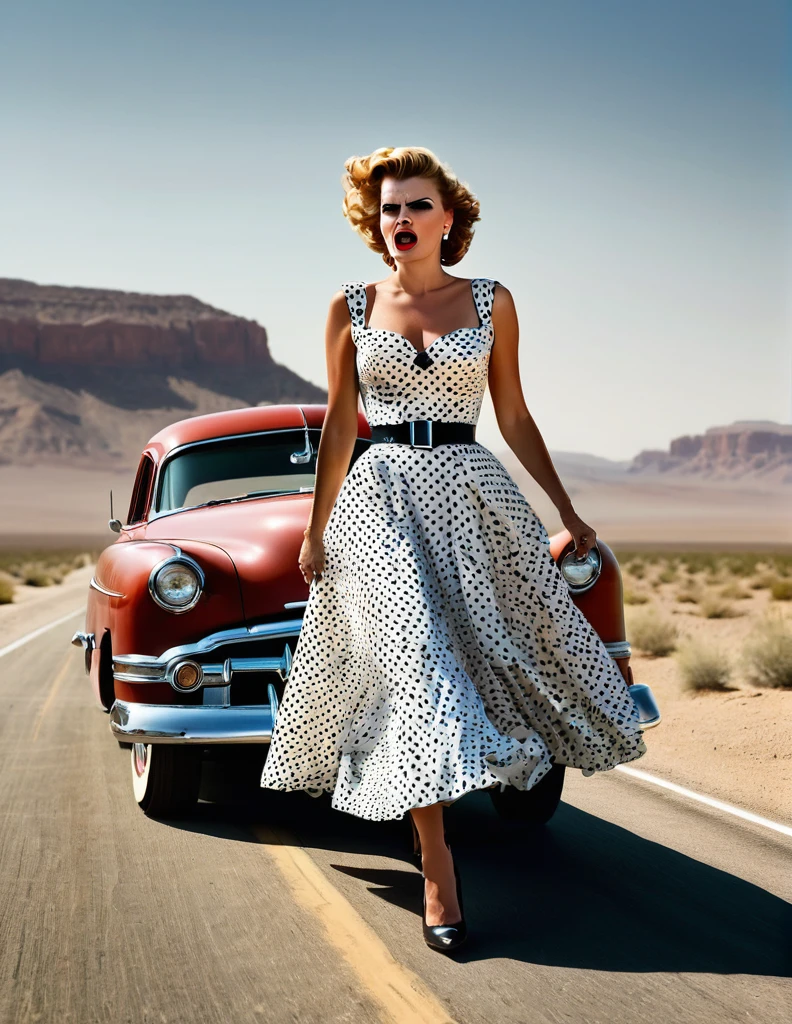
0,278,272,368
630,421,792,483
0,278,327,468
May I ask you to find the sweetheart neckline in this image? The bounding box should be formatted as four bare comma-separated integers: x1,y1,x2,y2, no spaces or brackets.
357,323,486,356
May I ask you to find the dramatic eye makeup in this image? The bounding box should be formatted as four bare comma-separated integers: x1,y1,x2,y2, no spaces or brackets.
381,198,434,212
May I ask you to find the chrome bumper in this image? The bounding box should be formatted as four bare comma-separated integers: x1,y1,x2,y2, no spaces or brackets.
109,699,276,744
603,641,661,728
112,620,300,693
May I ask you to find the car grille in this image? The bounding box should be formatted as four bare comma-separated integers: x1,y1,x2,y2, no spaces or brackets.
113,620,301,706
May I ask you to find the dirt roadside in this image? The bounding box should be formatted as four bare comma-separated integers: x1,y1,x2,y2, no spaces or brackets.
627,584,791,825
0,564,94,645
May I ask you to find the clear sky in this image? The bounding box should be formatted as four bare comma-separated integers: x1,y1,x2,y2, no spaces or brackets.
1,0,788,460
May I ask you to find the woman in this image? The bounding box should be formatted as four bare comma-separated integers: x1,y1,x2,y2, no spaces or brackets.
261,146,647,952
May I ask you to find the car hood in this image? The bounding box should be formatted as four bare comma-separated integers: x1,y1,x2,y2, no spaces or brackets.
142,494,312,623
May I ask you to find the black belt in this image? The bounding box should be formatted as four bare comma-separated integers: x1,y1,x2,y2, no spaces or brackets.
370,419,476,450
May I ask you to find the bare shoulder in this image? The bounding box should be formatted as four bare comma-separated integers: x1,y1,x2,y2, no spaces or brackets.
328,287,349,313
491,280,516,315
325,288,352,335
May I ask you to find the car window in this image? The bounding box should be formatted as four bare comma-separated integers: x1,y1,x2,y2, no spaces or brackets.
127,454,155,524
153,429,369,514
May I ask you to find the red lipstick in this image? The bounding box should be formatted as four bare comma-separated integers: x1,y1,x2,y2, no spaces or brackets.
395,230,418,251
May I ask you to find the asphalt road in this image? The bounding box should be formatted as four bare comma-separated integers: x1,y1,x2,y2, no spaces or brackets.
1,603,790,1024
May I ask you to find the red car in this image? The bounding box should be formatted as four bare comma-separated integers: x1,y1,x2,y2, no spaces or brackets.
72,404,659,820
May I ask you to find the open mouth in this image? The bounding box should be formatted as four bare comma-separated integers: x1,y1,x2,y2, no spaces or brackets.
395,230,418,251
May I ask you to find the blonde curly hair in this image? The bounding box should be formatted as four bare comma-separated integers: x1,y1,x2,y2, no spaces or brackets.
340,146,481,270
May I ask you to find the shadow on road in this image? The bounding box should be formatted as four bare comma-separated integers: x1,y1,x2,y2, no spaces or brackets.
165,759,792,977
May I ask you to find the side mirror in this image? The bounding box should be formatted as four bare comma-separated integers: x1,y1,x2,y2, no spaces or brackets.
109,488,124,532
290,410,316,465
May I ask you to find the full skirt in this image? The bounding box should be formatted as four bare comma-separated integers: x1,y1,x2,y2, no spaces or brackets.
260,441,647,821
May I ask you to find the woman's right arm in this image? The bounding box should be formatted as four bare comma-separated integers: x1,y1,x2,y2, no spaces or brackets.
298,290,360,582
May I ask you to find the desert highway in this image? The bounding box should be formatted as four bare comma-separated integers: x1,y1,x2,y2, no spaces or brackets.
1,588,790,1024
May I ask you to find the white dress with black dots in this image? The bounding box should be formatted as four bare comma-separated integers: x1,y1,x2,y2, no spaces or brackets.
260,278,647,821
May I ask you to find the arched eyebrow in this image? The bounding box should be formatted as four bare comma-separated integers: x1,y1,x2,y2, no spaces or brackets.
381,197,434,207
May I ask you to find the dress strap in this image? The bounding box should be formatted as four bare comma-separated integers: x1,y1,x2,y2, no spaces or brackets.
342,281,368,329
472,279,498,326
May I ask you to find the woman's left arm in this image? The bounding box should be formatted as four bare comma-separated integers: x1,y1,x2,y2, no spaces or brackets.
488,282,597,558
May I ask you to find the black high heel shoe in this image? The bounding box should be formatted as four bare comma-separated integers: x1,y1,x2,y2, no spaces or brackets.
421,844,467,953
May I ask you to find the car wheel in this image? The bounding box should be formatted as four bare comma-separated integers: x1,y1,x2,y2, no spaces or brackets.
131,743,201,819
488,764,566,824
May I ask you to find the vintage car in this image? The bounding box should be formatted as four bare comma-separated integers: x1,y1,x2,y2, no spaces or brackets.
72,403,659,821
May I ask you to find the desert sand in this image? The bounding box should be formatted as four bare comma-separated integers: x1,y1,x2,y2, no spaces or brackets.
625,580,791,825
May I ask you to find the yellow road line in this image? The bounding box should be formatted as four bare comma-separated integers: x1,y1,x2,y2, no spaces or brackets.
251,823,459,1024
31,650,76,742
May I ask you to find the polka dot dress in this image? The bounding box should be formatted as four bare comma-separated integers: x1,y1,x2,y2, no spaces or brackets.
260,277,647,821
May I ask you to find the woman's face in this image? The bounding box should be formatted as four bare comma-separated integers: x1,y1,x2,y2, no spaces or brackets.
379,175,452,264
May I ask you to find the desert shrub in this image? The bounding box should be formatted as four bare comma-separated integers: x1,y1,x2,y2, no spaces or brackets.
770,578,792,601
627,560,646,579
719,581,752,600
680,553,719,576
657,566,679,584
627,610,679,657
23,566,53,587
770,555,791,575
0,548,99,580
0,572,15,604
722,555,757,578
676,582,704,604
645,563,671,588
741,614,792,689
624,588,650,605
698,595,740,619
610,551,791,583
750,572,780,591
676,640,732,692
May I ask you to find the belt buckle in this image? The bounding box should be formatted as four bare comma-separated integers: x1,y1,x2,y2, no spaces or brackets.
409,419,433,450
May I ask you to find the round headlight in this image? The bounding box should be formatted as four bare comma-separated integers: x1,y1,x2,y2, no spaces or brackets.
150,559,203,612
560,544,602,594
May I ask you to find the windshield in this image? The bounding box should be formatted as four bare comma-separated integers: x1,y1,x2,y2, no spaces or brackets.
153,429,324,514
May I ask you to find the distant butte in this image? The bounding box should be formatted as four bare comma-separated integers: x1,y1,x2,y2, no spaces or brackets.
0,277,326,468
631,421,792,483
0,278,273,369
